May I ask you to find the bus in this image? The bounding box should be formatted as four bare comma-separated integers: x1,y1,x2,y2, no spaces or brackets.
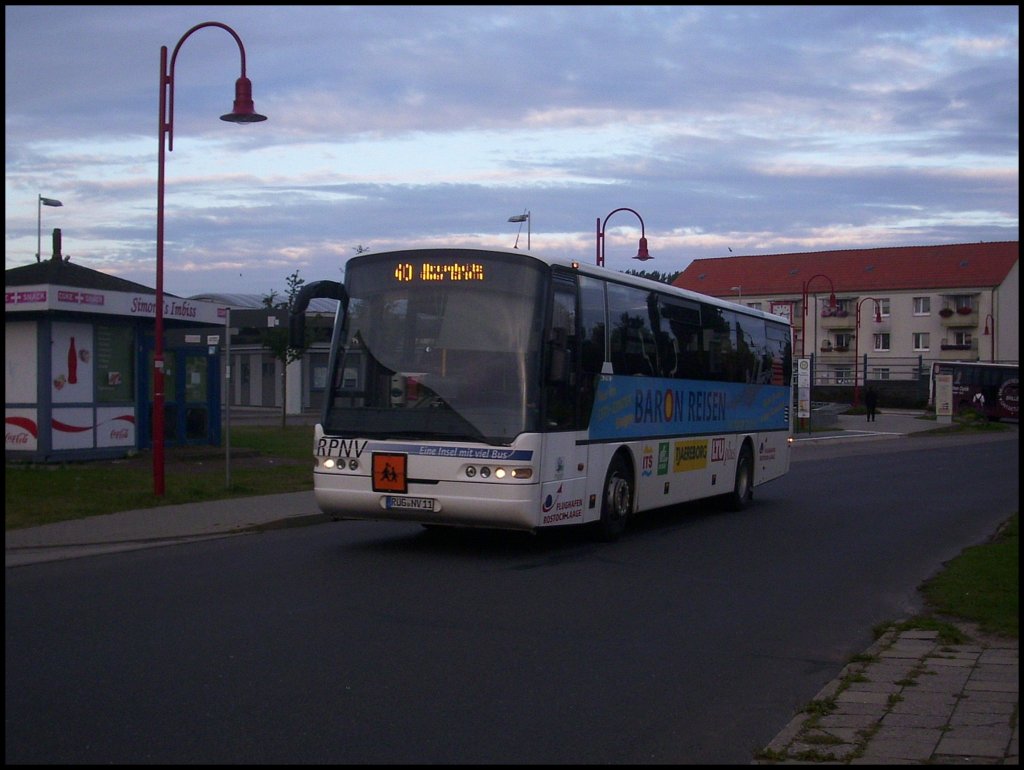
290,248,793,540
931,361,1019,421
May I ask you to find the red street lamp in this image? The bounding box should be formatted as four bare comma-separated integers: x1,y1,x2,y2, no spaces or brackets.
153,21,267,496
852,296,883,407
596,207,650,266
800,274,836,358
983,313,995,361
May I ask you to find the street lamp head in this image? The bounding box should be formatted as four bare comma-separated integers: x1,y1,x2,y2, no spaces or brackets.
633,236,652,261
220,77,267,123
828,292,836,309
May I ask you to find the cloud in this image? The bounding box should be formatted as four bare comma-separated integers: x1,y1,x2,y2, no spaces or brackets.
5,5,1018,295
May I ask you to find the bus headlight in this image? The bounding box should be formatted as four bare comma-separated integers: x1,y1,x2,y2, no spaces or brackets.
323,458,336,469
465,465,532,480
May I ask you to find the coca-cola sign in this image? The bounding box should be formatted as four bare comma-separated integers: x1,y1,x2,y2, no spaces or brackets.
5,413,38,451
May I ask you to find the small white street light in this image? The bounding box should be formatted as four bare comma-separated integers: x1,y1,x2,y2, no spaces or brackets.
37,195,63,261
508,211,530,250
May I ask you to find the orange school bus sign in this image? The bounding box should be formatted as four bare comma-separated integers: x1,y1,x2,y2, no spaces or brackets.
372,452,408,493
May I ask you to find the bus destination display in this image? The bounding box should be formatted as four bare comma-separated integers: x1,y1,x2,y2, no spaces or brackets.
394,262,485,282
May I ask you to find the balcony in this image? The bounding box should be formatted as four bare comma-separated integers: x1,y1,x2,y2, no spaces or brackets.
939,340,979,359
939,308,978,327
819,309,854,330
818,345,852,357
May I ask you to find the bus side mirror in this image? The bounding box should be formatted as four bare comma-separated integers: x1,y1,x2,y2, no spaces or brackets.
287,311,306,350
288,280,348,349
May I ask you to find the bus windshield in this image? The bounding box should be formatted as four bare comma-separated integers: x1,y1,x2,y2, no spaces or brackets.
323,252,546,444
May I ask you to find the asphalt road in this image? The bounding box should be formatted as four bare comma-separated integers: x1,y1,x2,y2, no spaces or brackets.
5,432,1018,764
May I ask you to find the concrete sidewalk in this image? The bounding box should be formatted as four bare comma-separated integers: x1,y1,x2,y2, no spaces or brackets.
754,622,1018,764
4,491,329,567
794,406,941,442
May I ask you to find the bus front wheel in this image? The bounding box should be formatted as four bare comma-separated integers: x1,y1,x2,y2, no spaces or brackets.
595,455,633,541
724,444,754,512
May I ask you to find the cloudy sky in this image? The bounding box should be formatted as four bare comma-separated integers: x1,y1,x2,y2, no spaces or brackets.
5,5,1019,298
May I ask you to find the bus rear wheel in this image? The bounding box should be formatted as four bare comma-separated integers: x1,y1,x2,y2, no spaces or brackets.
724,444,753,512
595,455,632,541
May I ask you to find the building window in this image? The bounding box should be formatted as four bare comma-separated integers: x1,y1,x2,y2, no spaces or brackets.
952,295,974,312
871,367,891,380
913,332,930,351
877,298,890,317
953,330,972,346
873,333,890,351
747,302,762,311
834,367,853,385
835,298,853,315
834,332,853,351
913,296,930,315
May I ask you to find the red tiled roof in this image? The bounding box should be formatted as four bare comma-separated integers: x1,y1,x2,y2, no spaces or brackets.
672,241,1018,297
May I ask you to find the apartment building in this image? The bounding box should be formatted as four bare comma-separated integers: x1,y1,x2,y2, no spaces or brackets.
673,241,1018,389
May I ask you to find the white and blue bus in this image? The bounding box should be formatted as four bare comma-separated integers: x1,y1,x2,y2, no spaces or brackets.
290,248,792,540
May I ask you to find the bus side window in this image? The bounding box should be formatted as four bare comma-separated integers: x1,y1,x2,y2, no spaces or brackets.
660,299,702,380
608,284,657,376
545,281,581,430
579,276,607,375
611,318,656,376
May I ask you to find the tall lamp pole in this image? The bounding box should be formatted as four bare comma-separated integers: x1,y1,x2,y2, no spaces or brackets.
153,21,266,496
37,195,63,261
596,207,651,266
983,313,995,362
852,296,882,407
800,274,836,358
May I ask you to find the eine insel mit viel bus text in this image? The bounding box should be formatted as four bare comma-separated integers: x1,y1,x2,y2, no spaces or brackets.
289,247,793,540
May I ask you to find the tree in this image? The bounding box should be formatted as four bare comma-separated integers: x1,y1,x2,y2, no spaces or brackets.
624,268,681,285
261,270,311,428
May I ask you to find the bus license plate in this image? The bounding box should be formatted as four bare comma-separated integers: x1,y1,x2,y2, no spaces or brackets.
384,496,437,512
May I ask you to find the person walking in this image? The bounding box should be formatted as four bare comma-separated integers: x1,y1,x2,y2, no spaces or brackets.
865,386,878,422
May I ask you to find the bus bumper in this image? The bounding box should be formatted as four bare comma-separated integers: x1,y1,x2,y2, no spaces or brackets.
313,472,541,532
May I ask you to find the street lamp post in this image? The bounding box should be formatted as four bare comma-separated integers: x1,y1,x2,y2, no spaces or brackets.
37,195,63,261
596,207,651,266
731,285,742,302
800,274,837,358
852,296,883,407
983,313,995,361
153,21,266,496
507,211,530,250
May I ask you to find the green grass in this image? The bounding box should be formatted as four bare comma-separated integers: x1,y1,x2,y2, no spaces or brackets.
920,512,1018,638
5,426,316,531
